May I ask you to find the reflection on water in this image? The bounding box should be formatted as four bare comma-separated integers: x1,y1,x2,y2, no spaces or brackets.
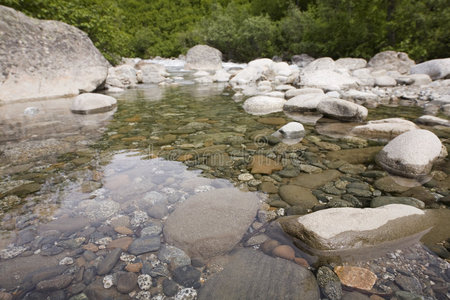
0,82,449,299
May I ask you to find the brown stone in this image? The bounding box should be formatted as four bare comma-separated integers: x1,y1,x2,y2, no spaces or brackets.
0,292,13,300
125,262,143,273
290,169,341,189
272,245,295,260
114,226,133,235
257,117,287,126
107,237,133,251
83,243,98,252
327,147,383,164
250,155,283,175
369,295,385,300
260,182,278,194
294,257,309,268
400,186,435,205
261,239,280,255
374,176,410,193
334,266,377,291
177,154,194,162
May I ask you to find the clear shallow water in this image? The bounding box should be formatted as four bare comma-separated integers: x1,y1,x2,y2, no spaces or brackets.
0,82,449,299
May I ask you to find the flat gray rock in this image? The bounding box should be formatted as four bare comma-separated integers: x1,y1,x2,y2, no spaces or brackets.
198,249,319,300
410,58,450,80
71,93,117,114
163,188,259,260
0,6,109,103
279,204,429,250
243,96,286,115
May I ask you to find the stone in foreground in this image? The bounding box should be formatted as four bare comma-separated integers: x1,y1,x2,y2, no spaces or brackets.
279,204,428,250
0,5,109,103
71,93,117,114
198,249,319,300
163,188,259,260
376,129,446,178
334,266,377,291
243,96,286,115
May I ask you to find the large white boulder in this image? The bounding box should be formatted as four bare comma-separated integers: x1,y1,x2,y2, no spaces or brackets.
304,57,336,72
317,98,368,121
300,69,358,91
0,6,109,104
376,129,447,178
230,66,262,87
351,118,418,140
212,69,231,82
368,51,415,74
410,58,450,80
163,189,259,260
135,62,168,83
279,204,428,250
185,45,222,71
335,58,367,71
243,96,286,115
106,64,138,88
70,93,117,114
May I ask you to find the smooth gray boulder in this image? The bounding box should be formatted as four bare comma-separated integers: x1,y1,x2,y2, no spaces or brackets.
243,96,286,115
198,249,319,300
0,5,109,104
376,129,446,178
317,98,368,121
70,93,117,114
185,45,222,71
368,51,415,74
410,58,450,80
273,122,305,139
163,188,259,260
279,204,428,250
416,115,450,127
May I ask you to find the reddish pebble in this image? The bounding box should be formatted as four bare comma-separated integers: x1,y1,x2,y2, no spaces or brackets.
272,245,295,260
294,257,309,268
114,226,133,235
83,243,98,252
126,262,143,273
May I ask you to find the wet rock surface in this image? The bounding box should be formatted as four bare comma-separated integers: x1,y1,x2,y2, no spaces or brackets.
198,248,320,300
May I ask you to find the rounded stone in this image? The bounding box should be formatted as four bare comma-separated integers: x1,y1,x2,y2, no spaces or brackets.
376,129,446,178
243,96,286,115
272,245,295,260
71,93,117,114
117,272,138,294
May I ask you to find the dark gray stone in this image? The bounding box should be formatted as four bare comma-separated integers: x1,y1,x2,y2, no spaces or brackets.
395,274,422,294
117,272,138,294
173,265,201,287
85,279,129,300
163,278,179,297
198,249,319,300
316,266,342,300
128,237,160,255
96,248,122,275
36,274,73,291
342,291,370,300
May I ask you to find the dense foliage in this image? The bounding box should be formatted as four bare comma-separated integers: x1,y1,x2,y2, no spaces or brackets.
2,0,448,64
